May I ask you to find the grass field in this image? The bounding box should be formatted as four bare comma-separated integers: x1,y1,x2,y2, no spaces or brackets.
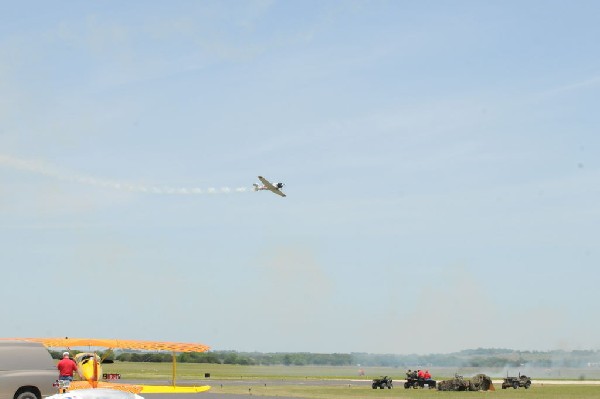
100,362,600,399
213,385,600,399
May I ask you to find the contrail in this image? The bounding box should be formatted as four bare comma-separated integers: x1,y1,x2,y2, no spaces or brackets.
0,154,249,194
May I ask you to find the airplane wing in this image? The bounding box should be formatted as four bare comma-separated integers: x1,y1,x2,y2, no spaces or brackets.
258,176,286,197
258,176,275,190
68,382,142,394
138,385,211,393
68,382,210,394
4,338,210,352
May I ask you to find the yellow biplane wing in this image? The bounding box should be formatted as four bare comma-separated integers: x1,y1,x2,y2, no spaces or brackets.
6,337,210,353
68,382,143,394
68,381,211,394
138,385,211,394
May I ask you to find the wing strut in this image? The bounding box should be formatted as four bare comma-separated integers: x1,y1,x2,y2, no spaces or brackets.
172,352,177,387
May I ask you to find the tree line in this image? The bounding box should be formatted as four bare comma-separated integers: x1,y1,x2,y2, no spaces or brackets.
49,348,600,368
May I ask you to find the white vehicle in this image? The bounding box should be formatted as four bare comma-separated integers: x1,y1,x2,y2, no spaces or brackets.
0,341,57,399
253,176,286,197
46,389,143,399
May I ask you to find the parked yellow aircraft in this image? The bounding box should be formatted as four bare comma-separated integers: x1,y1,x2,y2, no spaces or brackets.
2,337,211,394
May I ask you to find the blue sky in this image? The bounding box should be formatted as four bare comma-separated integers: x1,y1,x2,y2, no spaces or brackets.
1,1,599,354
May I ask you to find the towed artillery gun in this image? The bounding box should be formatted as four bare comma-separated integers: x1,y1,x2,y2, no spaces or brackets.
371,376,393,389
469,374,495,391
502,373,532,389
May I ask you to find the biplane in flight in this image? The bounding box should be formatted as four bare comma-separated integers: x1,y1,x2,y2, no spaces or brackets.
2,337,211,394
253,176,286,197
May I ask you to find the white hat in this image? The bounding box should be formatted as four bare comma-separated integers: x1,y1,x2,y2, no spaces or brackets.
63,352,70,357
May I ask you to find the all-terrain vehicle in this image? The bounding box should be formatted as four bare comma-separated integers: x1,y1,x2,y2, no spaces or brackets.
404,377,436,389
502,373,531,389
372,376,393,389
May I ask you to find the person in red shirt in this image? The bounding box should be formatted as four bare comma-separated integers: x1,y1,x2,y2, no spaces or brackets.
424,370,432,380
417,369,425,379
57,352,78,381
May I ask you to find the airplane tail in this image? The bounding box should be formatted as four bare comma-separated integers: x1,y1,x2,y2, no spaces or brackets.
253,183,259,191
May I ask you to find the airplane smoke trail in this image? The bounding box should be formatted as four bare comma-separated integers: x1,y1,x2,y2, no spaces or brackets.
0,154,249,194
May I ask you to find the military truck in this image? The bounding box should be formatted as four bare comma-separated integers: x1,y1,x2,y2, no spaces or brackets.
371,376,393,389
502,373,532,389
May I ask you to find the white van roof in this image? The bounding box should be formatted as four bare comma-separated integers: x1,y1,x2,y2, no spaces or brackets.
0,340,56,370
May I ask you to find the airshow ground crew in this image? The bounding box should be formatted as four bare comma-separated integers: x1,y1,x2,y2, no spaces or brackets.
57,352,78,381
